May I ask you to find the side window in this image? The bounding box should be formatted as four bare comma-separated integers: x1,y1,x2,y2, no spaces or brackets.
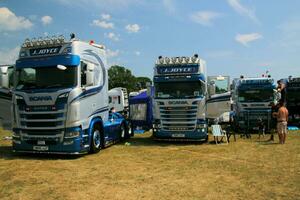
118,96,121,104
109,96,112,103
81,60,96,87
81,61,87,87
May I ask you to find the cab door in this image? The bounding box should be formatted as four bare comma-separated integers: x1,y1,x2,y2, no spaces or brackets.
0,66,14,130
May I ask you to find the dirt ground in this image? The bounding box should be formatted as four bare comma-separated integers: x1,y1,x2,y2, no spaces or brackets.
0,129,299,200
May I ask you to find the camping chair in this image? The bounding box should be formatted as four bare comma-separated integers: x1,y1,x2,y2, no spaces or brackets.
211,124,228,144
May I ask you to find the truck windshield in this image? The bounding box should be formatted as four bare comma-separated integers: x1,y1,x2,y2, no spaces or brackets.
155,81,204,99
15,66,77,90
238,89,273,102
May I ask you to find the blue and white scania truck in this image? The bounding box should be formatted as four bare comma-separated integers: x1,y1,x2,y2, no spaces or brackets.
152,54,208,141
1,35,129,154
232,76,277,133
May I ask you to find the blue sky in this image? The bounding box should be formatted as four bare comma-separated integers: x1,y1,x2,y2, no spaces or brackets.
0,0,299,81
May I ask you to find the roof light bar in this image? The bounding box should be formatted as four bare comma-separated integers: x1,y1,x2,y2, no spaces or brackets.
22,35,66,48
156,55,199,65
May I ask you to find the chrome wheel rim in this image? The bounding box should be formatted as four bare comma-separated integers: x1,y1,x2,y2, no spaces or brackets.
121,126,125,138
93,130,101,148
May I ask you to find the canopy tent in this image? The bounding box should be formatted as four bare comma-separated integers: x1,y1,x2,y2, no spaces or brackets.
129,89,153,131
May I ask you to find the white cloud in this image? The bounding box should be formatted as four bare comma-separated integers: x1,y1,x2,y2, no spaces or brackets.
135,51,141,56
0,47,20,64
92,20,114,29
41,16,53,25
106,49,120,58
0,7,33,31
105,32,119,41
227,0,259,24
190,11,221,26
125,24,140,33
235,33,262,46
101,14,111,20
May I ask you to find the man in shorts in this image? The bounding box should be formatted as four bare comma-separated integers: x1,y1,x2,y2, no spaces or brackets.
274,100,289,144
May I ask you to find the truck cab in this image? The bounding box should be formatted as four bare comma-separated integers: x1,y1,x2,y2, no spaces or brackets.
286,77,300,126
152,55,208,141
108,87,129,113
206,75,232,124
0,65,14,130
232,77,277,133
11,35,128,154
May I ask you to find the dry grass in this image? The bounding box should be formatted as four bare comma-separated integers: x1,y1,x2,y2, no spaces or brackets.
0,129,299,200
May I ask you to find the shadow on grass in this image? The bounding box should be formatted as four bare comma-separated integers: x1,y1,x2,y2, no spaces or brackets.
116,133,208,147
0,145,82,160
256,140,281,145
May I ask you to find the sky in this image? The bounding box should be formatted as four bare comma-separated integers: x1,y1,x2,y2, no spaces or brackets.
0,0,300,81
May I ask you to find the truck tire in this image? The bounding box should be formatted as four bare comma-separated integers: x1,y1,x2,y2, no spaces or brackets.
89,124,102,153
119,123,126,141
124,123,130,139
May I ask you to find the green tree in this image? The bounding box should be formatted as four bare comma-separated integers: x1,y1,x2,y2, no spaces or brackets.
108,65,152,93
135,77,152,90
108,65,136,92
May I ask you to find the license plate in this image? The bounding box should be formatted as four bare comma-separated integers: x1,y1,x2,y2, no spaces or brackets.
171,134,185,138
33,146,49,151
37,140,45,145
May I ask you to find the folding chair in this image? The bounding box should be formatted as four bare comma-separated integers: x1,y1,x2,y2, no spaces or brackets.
211,124,228,144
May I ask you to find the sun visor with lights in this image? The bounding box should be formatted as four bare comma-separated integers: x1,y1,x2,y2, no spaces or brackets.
156,54,200,65
241,78,274,84
22,35,66,48
155,54,201,75
19,35,70,58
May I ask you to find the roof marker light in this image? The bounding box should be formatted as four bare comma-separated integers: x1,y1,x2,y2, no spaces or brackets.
165,57,170,64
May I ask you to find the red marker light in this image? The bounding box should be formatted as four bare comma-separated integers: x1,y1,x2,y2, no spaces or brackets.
89,40,94,45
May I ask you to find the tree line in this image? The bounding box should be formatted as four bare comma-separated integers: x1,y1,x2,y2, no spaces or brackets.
108,65,152,93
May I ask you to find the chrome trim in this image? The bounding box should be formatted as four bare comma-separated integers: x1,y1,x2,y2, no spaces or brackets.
20,117,65,122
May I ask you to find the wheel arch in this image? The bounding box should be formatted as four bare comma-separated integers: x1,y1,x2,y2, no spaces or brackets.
88,117,105,148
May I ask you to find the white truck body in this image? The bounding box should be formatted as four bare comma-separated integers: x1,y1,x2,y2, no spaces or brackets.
5,35,128,154
108,87,128,112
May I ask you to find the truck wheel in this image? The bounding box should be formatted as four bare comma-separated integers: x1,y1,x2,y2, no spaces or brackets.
124,123,130,139
89,124,102,153
119,123,126,141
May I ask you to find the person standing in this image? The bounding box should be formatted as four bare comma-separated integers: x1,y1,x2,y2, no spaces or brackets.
274,100,289,144
270,102,279,141
277,80,286,103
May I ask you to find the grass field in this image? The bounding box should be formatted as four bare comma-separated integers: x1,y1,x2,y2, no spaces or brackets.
0,129,299,200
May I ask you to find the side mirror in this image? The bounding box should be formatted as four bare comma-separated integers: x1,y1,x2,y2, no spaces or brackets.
86,63,95,86
0,67,9,89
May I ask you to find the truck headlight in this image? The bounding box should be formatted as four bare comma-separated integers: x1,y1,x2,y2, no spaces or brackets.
15,95,24,100
58,92,69,99
196,124,207,129
64,131,80,138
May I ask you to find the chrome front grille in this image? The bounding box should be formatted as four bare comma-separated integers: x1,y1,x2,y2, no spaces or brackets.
160,106,197,131
18,105,67,130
